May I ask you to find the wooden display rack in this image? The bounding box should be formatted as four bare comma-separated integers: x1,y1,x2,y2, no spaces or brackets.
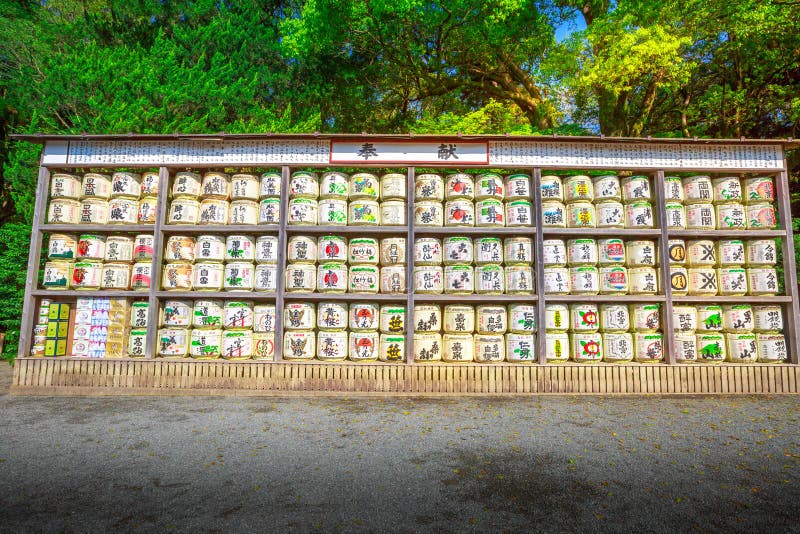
9,133,800,395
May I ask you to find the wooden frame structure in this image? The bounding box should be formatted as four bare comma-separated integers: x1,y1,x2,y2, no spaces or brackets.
8,133,800,395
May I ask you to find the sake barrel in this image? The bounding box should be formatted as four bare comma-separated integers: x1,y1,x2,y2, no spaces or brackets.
254,264,277,291
380,334,406,362
48,233,77,260
42,261,71,289
380,237,406,266
685,203,716,230
566,201,596,228
192,262,224,291
506,265,533,294
663,176,684,203
283,331,315,360
670,265,688,295
599,304,630,333
621,175,651,203
81,173,112,200
198,199,229,225
754,306,783,333
567,238,598,266
318,235,348,263
675,334,698,363
743,176,775,204
348,238,379,265
628,267,658,294
350,302,380,331
172,171,202,199
717,203,746,230
253,333,275,360
665,203,686,229
349,331,379,361
50,173,81,199
320,171,349,199
414,237,442,265
687,240,716,267
443,236,473,265
284,263,316,292
711,176,743,205
475,264,505,294
446,173,475,200
413,266,443,294
161,263,192,291
442,334,474,362
130,301,149,328
474,334,505,362
687,268,718,296
722,304,754,332
128,329,148,357
596,201,625,228
77,234,106,260
474,237,503,265
195,235,225,262
598,238,626,265
381,200,406,226
349,265,379,293
630,303,660,332
570,304,600,332
541,201,566,227
475,199,505,227
506,333,536,363
625,202,654,228
475,173,504,201
200,172,231,199
108,198,138,224
564,175,593,203
318,199,348,225
162,300,192,327
258,198,281,224
718,268,748,296
569,266,599,294
444,305,475,334
350,173,379,200
223,262,255,291
131,262,153,290
717,240,745,267
673,306,698,333
503,237,533,265
505,200,533,227
696,333,726,363
746,239,777,266
505,174,531,200
571,333,603,363
317,263,348,293
746,203,776,229
259,172,281,198
230,174,259,201
626,240,657,267
110,172,141,199
476,305,507,334
287,236,317,263
443,265,473,294
349,200,380,225
413,304,441,332
158,328,189,357
538,175,562,202
317,302,348,331
543,267,570,294
414,173,444,201
756,334,787,363
667,239,686,264
683,175,713,204
254,304,277,333
603,333,633,363
414,333,442,362
747,267,778,295
380,305,406,333
190,329,222,359
542,239,567,266
381,173,406,200
284,302,315,330
225,235,255,262
229,200,258,225
79,199,109,224
381,266,406,293
192,300,223,328
696,305,723,332
593,175,621,202
546,333,570,362
288,198,318,225
599,266,628,294
545,304,569,333
634,333,663,363
445,200,475,226
289,171,318,199
317,331,348,361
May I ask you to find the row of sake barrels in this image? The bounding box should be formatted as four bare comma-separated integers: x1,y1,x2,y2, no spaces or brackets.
542,174,651,204
414,173,531,202
414,237,532,266
663,202,776,230
668,266,778,296
675,333,787,363
153,328,275,359
543,266,658,294
47,233,153,262
543,239,656,267
164,235,279,264
283,302,405,333
50,171,158,201
283,331,406,361
498,332,664,363
47,196,157,225
668,239,777,267
287,171,406,201
159,300,275,331
162,262,277,292
413,265,533,294
287,236,405,265
664,175,774,205
541,200,654,228
545,303,659,333
171,172,280,200
42,260,152,290
412,304,536,334
413,333,537,363
284,264,404,294
673,304,783,334
413,199,532,227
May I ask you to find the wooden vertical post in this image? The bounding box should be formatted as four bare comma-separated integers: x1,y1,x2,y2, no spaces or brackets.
532,168,548,365
144,166,170,358
406,166,416,364
17,163,50,359
775,164,800,364
273,165,291,361
654,170,676,364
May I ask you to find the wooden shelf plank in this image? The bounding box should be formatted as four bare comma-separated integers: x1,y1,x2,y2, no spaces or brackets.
40,224,154,233
668,229,785,238
413,294,537,303
541,227,662,237
31,289,148,297
283,292,407,301
162,224,279,234
155,291,277,299
673,295,791,303
285,225,408,234
545,294,665,302
413,226,537,235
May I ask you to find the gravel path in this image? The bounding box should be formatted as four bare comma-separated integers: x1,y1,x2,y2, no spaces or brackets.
1,363,799,532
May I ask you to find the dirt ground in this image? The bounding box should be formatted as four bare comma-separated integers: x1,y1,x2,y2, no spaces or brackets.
1,362,799,532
